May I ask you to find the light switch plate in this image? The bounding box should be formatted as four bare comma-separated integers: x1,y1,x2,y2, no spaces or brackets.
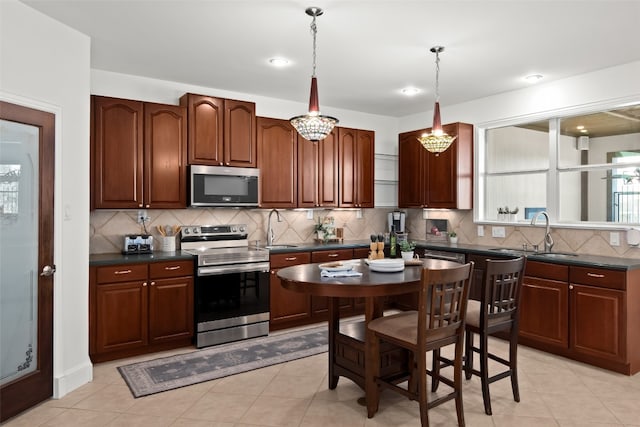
492,226,506,238
477,225,484,237
610,232,620,246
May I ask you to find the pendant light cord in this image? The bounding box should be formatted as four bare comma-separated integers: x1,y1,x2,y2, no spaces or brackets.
310,14,317,78
434,49,441,103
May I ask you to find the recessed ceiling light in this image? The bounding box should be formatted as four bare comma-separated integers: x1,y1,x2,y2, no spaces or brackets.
269,57,290,67
401,87,420,96
580,129,588,133
524,74,544,83
576,125,585,130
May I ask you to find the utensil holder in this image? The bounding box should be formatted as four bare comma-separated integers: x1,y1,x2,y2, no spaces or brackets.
159,235,177,252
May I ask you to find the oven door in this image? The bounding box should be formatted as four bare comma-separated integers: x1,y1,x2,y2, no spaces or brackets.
195,261,270,331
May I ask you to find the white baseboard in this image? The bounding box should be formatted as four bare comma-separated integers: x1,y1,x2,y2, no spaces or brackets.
53,360,93,399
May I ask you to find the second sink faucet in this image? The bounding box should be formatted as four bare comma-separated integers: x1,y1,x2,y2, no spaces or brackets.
267,209,282,246
531,210,554,252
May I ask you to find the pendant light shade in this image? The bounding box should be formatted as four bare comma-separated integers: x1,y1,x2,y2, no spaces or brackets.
290,7,338,142
418,46,456,154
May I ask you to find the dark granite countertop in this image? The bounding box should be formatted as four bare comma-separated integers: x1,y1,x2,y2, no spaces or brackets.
90,240,640,271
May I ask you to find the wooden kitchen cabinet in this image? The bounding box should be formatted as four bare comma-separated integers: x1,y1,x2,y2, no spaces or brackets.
92,95,187,209
179,93,256,167
339,127,375,208
269,252,311,328
398,122,473,209
257,117,298,208
90,260,194,362
298,129,339,208
148,261,194,344
519,261,569,350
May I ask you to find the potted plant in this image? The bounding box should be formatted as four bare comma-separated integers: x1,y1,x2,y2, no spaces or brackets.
398,240,417,260
448,231,458,244
314,219,326,241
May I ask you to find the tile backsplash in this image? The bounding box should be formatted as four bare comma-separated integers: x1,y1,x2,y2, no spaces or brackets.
90,208,640,258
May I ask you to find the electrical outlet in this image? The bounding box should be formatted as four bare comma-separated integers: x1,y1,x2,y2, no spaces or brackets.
137,209,149,224
356,209,363,219
477,225,484,237
610,232,620,246
306,209,314,220
492,226,506,238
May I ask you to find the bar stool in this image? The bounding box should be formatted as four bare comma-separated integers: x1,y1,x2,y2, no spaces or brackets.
366,262,474,427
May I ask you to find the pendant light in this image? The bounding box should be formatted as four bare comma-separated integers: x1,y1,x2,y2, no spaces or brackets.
418,46,456,155
290,7,338,142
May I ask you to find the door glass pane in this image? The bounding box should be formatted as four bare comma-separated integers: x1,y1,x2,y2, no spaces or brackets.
0,119,39,385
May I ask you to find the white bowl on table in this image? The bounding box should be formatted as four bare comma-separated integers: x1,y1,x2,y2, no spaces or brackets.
366,258,405,273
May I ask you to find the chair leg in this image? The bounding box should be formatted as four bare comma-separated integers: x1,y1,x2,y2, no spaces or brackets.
431,349,441,392
479,332,492,415
417,349,430,427
454,340,466,427
464,330,473,380
366,333,381,418
510,326,520,403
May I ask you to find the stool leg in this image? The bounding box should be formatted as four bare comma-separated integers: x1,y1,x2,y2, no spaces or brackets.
464,330,473,380
479,332,492,415
510,324,520,402
417,348,430,427
431,349,441,392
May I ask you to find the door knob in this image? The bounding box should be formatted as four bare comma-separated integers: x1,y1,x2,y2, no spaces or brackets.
40,265,56,276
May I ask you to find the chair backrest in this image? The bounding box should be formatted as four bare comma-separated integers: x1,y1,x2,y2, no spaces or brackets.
480,256,526,328
417,262,474,348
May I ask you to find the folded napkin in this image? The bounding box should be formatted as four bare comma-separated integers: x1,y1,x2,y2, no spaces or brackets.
321,269,363,278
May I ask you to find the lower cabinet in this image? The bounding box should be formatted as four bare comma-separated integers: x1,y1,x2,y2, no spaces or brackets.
269,248,368,331
519,261,637,375
90,260,194,362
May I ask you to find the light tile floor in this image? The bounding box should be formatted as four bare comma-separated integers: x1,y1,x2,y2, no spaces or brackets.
3,334,640,427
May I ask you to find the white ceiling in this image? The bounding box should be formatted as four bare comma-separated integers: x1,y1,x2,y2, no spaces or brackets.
23,0,640,117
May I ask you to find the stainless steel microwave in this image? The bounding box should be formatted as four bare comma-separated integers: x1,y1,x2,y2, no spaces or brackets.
190,165,259,207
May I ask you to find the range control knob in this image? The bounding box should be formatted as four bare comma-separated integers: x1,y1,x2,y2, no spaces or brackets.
182,228,190,235
239,225,246,233
231,225,238,233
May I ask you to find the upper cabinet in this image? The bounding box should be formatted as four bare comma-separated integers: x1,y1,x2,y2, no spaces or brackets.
92,96,187,209
257,117,298,208
398,122,473,209
298,128,339,208
179,93,256,167
339,128,375,208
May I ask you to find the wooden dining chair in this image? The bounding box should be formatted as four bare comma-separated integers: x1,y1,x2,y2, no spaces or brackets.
366,262,474,427
434,256,526,416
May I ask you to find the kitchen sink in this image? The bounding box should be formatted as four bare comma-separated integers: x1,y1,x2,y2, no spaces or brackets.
488,248,525,253
533,252,578,258
264,244,298,249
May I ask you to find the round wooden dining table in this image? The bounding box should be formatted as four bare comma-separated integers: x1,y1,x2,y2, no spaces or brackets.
276,258,461,404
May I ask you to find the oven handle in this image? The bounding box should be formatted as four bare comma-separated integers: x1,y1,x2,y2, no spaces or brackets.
198,262,270,276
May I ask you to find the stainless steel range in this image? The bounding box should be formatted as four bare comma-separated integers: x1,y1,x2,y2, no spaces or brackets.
181,224,270,348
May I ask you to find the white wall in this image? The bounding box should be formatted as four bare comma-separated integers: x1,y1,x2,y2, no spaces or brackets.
0,0,92,398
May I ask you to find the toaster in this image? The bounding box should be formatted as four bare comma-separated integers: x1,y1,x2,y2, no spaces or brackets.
123,234,153,254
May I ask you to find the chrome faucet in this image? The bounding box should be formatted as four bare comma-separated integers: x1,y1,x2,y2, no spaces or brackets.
267,209,282,246
531,211,554,252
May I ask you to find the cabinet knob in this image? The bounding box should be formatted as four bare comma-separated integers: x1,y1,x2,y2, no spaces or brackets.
143,282,147,287
569,285,574,290
150,281,155,286
139,204,143,208
145,204,150,208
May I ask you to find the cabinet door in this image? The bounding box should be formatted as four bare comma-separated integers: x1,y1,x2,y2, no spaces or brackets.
92,96,144,209
519,276,569,349
570,284,625,363
356,129,375,208
269,252,312,327
180,93,224,166
338,128,357,207
224,99,256,167
297,136,318,208
144,103,187,208
148,276,194,344
257,117,297,208
310,249,354,315
425,125,457,208
398,131,425,208
95,281,148,354
318,129,339,207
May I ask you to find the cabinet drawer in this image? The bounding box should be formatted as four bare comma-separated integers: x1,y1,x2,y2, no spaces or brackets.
270,252,311,268
149,260,194,279
570,266,625,290
311,249,353,263
525,260,568,281
96,264,147,284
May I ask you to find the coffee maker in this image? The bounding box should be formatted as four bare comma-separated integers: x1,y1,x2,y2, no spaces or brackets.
388,211,406,240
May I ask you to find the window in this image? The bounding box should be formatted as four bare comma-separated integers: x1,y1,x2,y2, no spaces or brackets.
477,102,640,226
